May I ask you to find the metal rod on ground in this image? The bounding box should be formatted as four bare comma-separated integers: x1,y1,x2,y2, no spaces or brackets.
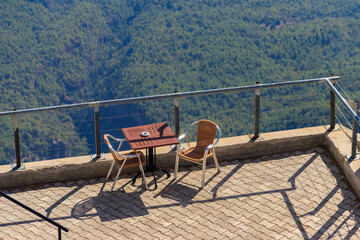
351,100,359,158
94,101,101,159
254,82,260,138
12,110,21,169
174,90,180,138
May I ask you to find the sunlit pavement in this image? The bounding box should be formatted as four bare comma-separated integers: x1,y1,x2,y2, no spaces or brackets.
1,147,360,239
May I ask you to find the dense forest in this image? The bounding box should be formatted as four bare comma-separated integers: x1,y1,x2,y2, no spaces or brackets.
1,0,360,164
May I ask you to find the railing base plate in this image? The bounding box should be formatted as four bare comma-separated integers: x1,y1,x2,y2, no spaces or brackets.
249,134,264,141
325,124,340,131
91,153,106,161
11,162,25,170
346,154,360,162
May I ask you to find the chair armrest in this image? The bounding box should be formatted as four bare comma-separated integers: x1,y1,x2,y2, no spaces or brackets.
121,152,141,158
182,120,199,137
105,134,126,143
178,120,199,144
104,134,128,155
205,125,221,151
206,144,214,151
178,134,186,141
177,134,189,150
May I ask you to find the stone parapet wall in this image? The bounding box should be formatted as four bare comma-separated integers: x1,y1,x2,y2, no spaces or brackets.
1,125,359,200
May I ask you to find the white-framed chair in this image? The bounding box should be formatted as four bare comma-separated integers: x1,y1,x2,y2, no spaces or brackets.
104,134,148,191
174,119,221,188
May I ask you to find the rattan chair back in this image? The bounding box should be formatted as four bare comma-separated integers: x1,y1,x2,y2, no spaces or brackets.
174,119,221,188
104,135,124,163
103,134,148,191
195,120,217,153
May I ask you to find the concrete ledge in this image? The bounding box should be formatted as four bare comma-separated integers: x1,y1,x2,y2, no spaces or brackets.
324,126,360,200
214,126,326,161
0,125,359,200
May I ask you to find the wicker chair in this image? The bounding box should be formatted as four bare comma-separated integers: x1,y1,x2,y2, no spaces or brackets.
174,120,221,188
104,134,148,191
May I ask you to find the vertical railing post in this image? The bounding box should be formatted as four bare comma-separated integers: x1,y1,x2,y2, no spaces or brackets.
330,78,336,129
173,91,180,138
93,101,101,159
351,100,359,158
254,82,260,138
12,110,22,169
58,228,62,240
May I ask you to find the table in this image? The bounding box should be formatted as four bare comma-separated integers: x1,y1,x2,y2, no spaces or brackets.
122,122,179,189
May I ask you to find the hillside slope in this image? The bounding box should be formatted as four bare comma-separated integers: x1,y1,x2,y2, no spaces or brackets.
1,0,360,163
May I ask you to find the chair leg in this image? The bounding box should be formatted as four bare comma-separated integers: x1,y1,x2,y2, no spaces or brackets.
213,148,220,173
106,160,115,180
111,166,122,191
110,160,127,191
174,145,180,179
201,157,207,189
138,158,148,189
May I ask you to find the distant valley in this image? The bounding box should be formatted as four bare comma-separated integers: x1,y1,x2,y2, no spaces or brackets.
1,0,360,163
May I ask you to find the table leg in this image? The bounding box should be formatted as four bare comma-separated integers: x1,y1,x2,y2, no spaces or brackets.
150,148,170,178
148,148,155,171
132,147,171,189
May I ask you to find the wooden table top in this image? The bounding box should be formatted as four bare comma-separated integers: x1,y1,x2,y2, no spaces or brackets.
122,122,179,150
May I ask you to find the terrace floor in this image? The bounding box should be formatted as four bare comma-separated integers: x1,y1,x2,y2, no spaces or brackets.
1,147,360,239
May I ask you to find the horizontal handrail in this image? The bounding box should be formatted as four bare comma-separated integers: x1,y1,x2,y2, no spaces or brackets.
325,78,360,125
0,191,68,233
2,75,347,168
0,76,340,118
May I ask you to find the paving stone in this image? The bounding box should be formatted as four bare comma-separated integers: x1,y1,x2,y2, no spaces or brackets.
1,149,360,239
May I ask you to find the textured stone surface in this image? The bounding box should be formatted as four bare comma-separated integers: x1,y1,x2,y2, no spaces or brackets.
1,147,360,239
0,126,327,189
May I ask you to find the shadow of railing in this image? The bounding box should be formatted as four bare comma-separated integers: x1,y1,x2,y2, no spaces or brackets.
0,191,68,239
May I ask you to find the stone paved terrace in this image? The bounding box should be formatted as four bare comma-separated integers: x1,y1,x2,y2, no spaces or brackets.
1,147,360,239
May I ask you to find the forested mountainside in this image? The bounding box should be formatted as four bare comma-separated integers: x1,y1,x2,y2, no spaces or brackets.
1,0,360,164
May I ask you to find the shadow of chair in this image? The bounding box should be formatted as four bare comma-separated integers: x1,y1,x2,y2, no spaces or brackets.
71,190,149,221
174,119,221,188
104,134,148,191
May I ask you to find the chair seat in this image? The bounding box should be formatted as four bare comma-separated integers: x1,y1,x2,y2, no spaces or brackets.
115,151,145,168
178,147,213,163
104,134,148,191
174,119,221,188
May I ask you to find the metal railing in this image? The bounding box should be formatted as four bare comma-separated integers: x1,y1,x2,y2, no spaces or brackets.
324,78,360,158
0,191,68,239
4,75,360,168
